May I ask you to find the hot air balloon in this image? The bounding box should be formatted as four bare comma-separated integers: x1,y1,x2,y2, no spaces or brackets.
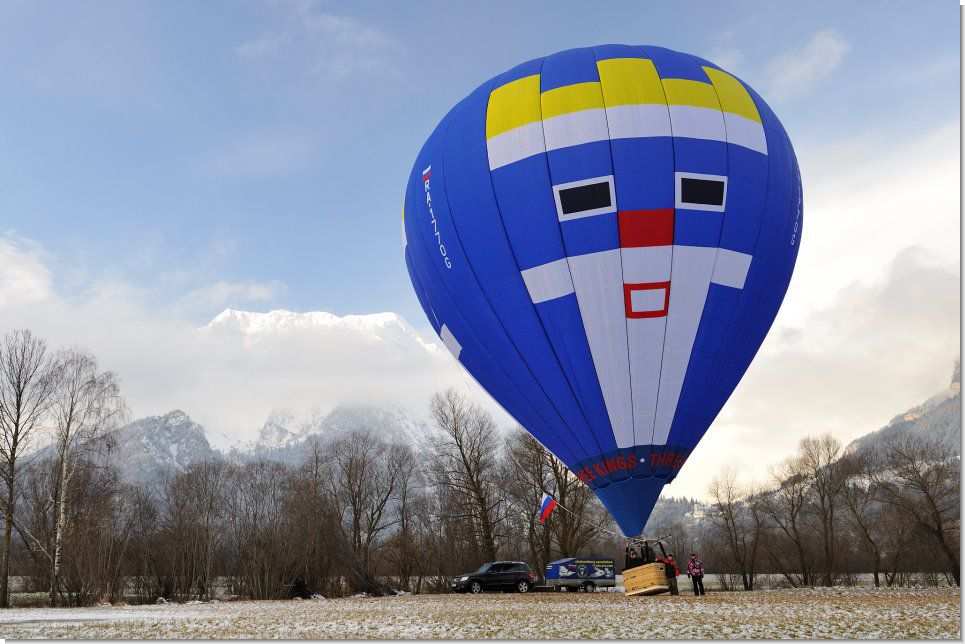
402,45,802,537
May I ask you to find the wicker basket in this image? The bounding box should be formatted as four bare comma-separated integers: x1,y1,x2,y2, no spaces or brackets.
623,562,669,596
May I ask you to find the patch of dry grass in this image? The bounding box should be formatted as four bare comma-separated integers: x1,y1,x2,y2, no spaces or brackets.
0,587,958,639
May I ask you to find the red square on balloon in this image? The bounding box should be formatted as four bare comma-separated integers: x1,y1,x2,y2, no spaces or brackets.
618,209,674,248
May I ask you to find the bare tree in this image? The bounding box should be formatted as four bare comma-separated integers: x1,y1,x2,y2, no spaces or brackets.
0,330,57,607
327,432,410,593
384,444,421,591
799,435,846,586
840,450,888,587
429,390,503,563
875,436,960,585
47,350,125,606
155,461,227,600
548,451,604,557
285,442,339,597
504,431,553,575
709,468,762,590
764,454,814,587
223,460,294,600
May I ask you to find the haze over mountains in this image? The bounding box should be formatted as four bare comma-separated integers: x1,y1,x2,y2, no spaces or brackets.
845,360,961,455
63,358,960,492
182,307,482,449
77,403,428,486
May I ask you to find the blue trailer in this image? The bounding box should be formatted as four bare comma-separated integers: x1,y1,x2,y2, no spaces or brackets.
545,557,616,592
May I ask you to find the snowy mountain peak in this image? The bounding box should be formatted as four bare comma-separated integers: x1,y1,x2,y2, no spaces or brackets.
161,409,192,425
257,410,300,449
94,409,219,485
250,403,431,457
207,308,412,336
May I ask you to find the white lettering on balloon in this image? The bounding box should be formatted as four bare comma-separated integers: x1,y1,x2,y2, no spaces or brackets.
422,166,452,269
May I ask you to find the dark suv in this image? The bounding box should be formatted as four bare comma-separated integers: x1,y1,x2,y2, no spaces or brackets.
451,561,537,594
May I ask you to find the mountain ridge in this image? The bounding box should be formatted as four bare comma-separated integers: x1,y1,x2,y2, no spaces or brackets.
41,357,961,492
845,360,961,456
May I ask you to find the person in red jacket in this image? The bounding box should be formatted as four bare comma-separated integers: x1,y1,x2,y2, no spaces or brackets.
687,553,706,596
658,553,680,595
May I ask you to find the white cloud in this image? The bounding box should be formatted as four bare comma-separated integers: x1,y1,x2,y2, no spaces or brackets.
0,242,480,445
785,121,959,325
766,29,849,101
666,120,960,498
1,117,958,501
0,235,52,306
673,246,960,499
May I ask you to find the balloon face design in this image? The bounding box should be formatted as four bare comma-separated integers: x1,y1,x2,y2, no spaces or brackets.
403,45,802,536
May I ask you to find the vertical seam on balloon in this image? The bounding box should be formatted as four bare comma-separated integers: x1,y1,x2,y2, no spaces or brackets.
536,51,623,460
644,47,678,457
467,72,608,465
436,102,593,466
525,53,616,460
591,46,638,452
662,65,732,454
705,89,779,409
526,54,615,462
412,119,581,466
406,200,562,459
690,79,775,459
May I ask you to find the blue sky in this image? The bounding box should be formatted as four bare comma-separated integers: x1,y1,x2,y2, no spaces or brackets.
0,1,960,494
1,0,958,329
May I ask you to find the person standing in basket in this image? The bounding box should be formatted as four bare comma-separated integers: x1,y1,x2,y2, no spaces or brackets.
687,552,706,596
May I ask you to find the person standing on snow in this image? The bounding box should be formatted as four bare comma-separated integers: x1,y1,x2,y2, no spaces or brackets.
659,553,680,595
687,553,705,596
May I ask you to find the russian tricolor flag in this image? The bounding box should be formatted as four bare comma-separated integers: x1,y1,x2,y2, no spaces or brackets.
538,493,558,524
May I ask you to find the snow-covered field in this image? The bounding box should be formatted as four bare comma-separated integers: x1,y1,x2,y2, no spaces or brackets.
0,588,958,639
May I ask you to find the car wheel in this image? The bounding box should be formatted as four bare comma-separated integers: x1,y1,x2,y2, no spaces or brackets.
469,581,483,594
516,580,531,593
580,582,595,593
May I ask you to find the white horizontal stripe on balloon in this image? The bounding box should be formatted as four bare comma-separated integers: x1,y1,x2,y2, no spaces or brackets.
487,121,546,170
620,245,672,283
521,258,575,303
668,105,726,144
486,106,768,170
604,104,672,140
439,324,462,359
722,113,767,155
711,249,752,289
542,109,610,153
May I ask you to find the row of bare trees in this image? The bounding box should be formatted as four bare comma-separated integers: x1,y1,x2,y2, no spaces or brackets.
0,329,124,607
0,327,958,604
703,434,960,590
4,380,621,605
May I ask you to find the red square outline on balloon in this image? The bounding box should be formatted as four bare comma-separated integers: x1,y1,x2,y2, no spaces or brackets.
624,281,670,319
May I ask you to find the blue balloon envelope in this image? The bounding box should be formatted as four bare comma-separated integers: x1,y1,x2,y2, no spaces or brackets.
403,45,802,536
